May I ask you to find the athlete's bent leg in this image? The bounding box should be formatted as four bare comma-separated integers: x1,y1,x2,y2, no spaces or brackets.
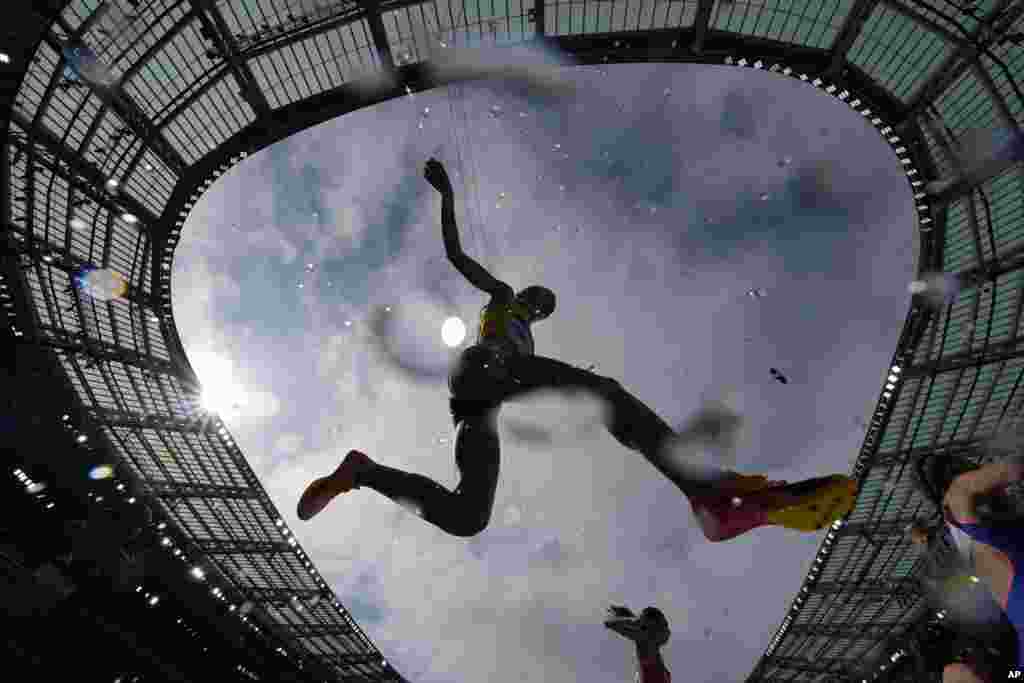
500,354,858,540
500,353,725,497
355,411,500,538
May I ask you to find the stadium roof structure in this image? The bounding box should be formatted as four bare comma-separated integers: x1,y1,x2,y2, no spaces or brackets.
1,0,1022,681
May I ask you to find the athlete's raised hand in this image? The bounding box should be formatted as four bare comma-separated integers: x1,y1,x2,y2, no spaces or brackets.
424,157,453,196
604,605,670,648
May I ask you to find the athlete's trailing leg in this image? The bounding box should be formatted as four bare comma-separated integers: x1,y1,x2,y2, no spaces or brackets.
497,352,858,541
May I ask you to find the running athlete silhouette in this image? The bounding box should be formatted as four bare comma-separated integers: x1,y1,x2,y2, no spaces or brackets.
298,158,858,540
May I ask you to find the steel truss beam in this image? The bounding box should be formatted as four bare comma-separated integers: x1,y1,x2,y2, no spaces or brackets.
145,479,261,501
939,239,1024,292
281,623,356,638
7,109,160,241
784,621,907,640
903,0,1024,123
32,326,181,378
691,0,715,55
46,29,188,175
873,438,987,468
190,0,272,116
90,405,218,434
192,538,293,554
533,0,546,36
323,653,383,667
148,0,417,146
825,0,882,79
883,0,971,48
920,108,987,264
118,7,197,85
5,230,156,307
764,655,852,676
357,0,395,73
809,578,921,597
901,333,1024,380
239,586,323,603
837,518,922,542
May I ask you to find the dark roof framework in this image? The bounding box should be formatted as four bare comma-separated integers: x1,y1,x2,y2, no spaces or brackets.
1,0,1022,681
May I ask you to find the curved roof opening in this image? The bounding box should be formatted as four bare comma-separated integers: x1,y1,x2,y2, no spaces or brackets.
172,60,917,683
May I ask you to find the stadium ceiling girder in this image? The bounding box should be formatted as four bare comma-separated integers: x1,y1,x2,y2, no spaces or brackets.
901,333,1024,381
835,518,923,541
45,24,187,175
765,655,852,676
282,623,358,638
188,0,272,116
324,653,385,667
34,329,182,378
240,586,326,603
823,0,882,79
807,578,921,598
903,0,1024,118
358,0,397,73
8,108,161,241
784,621,907,640
921,111,989,265
193,538,295,554
873,438,989,468
89,405,218,433
690,0,715,55
144,479,262,501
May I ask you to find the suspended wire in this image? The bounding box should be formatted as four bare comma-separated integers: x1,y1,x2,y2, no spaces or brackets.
455,83,493,269
444,70,492,273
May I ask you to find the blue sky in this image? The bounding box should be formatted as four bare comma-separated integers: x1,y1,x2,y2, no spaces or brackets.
173,55,916,682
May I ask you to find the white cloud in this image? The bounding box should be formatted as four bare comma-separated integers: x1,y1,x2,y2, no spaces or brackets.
274,432,304,456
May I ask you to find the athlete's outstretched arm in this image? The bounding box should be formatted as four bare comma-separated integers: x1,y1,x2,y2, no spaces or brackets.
424,158,511,298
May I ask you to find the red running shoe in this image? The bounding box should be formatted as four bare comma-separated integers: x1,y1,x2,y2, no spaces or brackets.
691,474,857,542
297,450,373,521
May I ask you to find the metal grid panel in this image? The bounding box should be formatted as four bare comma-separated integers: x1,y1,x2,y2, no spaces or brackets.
88,0,184,74
384,0,533,61
913,273,1024,362
117,429,250,488
932,68,1006,143
12,38,62,124
88,113,145,189
61,93,105,160
981,48,1024,127
120,4,207,121
898,0,1002,38
161,76,257,164
547,0,697,36
34,74,110,167
123,150,179,218
709,0,851,50
984,168,1024,257
249,20,377,108
846,2,953,102
918,116,958,180
942,195,983,272
19,166,81,254
213,0,352,43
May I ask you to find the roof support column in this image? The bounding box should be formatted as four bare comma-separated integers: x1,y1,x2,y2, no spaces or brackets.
359,0,395,74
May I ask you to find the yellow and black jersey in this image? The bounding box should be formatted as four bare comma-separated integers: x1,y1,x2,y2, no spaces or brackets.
477,296,534,356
